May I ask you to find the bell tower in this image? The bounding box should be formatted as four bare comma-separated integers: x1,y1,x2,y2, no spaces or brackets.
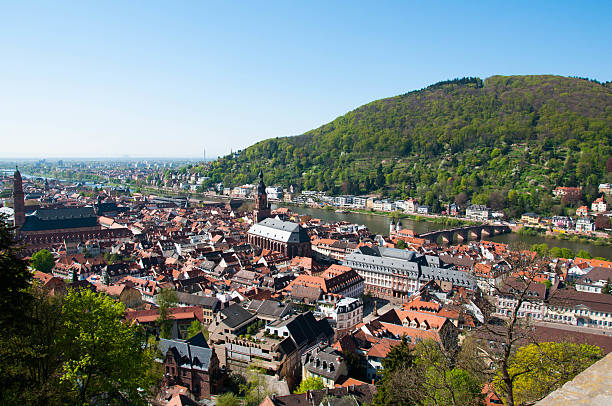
253,170,271,223
13,167,25,229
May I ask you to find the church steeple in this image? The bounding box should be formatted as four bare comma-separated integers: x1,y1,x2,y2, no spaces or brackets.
13,166,25,229
253,169,271,223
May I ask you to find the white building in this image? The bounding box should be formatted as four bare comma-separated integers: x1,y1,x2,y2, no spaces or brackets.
575,267,612,294
265,186,283,200
544,289,612,329
591,196,608,213
466,205,490,221
576,217,595,232
317,296,363,338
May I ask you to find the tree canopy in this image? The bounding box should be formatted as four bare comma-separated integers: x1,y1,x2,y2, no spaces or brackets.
30,249,55,273
59,289,156,405
295,376,325,393
494,342,602,405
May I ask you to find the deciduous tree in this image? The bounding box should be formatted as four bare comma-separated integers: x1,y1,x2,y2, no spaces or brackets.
30,249,55,273
494,342,602,405
295,376,325,393
59,289,156,405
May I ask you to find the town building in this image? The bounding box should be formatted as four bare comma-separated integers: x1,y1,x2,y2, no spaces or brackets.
592,196,608,213
248,217,311,258
553,186,581,197
466,205,490,221
576,217,595,232
493,278,547,321
317,295,364,339
157,332,221,400
575,267,612,294
545,289,612,329
599,183,612,196
301,344,348,388
343,246,476,300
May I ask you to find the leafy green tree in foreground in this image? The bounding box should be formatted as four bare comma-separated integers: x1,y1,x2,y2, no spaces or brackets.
30,249,55,273
60,289,156,405
295,376,325,393
372,337,483,406
412,340,483,406
494,342,602,405
0,216,35,404
0,216,32,329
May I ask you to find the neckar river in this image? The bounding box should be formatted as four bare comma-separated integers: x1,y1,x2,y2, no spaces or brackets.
272,204,612,259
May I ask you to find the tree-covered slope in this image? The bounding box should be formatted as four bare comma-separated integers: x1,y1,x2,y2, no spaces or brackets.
202,75,612,216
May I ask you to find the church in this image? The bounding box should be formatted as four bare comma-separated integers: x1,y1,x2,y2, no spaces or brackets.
247,171,311,258
12,168,131,253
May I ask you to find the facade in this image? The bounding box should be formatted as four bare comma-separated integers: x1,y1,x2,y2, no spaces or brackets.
551,216,574,229
493,278,547,321
158,333,221,400
265,186,284,201
301,344,348,388
466,205,490,221
576,217,595,232
521,212,540,225
553,186,581,197
248,217,311,258
317,295,363,339
287,266,364,299
545,289,612,329
576,206,589,217
343,246,476,300
575,267,612,294
591,196,608,213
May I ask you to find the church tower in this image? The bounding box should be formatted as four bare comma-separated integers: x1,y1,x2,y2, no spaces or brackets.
13,167,25,229
253,170,271,223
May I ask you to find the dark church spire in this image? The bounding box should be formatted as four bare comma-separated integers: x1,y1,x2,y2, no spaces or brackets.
253,169,270,223
13,167,25,229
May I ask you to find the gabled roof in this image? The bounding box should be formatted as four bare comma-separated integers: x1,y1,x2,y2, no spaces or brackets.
248,217,310,243
158,334,213,372
279,312,334,348
220,303,255,328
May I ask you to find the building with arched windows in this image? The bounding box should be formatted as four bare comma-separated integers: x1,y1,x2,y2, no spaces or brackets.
247,217,311,258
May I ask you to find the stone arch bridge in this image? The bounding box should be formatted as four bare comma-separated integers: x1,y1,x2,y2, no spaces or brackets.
418,224,511,244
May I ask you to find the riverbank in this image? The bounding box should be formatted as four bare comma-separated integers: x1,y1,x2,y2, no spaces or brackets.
518,226,612,248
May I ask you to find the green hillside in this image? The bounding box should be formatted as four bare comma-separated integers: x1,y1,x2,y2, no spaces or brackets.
201,75,612,216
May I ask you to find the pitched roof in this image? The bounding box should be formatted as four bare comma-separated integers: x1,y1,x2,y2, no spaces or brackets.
220,303,255,328
248,217,310,243
158,334,213,372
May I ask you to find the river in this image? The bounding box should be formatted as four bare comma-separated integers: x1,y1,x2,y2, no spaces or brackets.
270,204,612,259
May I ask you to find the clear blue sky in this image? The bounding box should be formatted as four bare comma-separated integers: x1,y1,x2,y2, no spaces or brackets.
1,1,610,158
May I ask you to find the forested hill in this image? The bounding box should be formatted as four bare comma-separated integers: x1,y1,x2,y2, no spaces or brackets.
201,75,612,216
